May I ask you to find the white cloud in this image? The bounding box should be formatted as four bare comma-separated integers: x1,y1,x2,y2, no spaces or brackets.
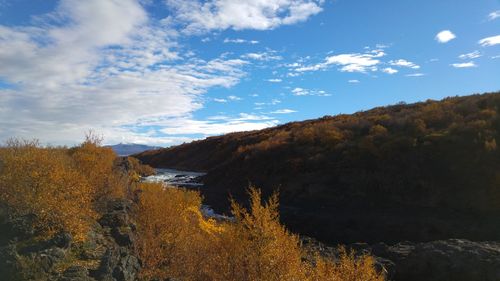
242,52,282,61
389,59,420,69
435,30,456,43
458,51,481,59
227,95,242,101
223,38,259,44
292,50,384,74
451,61,477,68
478,35,500,47
382,67,398,74
158,115,278,135
269,109,297,114
165,0,324,34
0,0,256,145
406,73,425,77
267,78,282,83
488,10,500,21
291,87,330,96
348,79,360,83
213,98,228,103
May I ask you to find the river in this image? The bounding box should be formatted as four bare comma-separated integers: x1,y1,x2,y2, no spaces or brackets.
142,168,230,221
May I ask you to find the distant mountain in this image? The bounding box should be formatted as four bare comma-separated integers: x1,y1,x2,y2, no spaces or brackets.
135,91,500,244
106,143,161,156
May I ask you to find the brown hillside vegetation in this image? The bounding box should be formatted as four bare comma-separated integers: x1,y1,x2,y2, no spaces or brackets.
135,91,500,243
0,137,383,280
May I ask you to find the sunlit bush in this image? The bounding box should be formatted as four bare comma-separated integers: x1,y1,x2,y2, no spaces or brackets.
69,132,123,201
134,185,385,281
134,182,222,280
0,139,96,241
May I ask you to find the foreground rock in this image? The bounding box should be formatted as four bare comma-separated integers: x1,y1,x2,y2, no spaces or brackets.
0,198,140,281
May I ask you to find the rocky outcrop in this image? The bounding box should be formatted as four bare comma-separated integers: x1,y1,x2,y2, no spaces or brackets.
370,239,500,281
303,237,500,281
0,198,141,281
94,199,140,281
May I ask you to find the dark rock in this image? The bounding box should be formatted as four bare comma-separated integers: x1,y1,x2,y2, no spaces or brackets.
94,247,140,281
99,212,129,228
0,243,20,277
60,265,95,281
109,199,133,212
112,248,141,281
36,247,67,273
50,232,72,249
111,227,134,247
8,214,37,238
371,239,500,281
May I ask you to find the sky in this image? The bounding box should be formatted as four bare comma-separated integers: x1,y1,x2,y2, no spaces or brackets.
0,0,499,146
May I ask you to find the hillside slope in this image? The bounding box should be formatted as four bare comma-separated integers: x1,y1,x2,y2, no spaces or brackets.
135,91,500,244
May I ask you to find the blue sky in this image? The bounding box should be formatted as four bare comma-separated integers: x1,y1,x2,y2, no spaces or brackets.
0,0,499,146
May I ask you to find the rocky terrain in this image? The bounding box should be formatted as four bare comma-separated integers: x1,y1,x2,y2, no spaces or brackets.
0,198,140,281
303,237,500,281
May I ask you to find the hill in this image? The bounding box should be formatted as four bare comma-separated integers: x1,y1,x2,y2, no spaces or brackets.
135,91,500,244
106,143,161,156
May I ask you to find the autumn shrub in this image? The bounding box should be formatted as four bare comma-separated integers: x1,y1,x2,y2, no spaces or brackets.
134,185,385,281
124,156,156,181
0,139,96,241
134,182,222,280
69,133,123,201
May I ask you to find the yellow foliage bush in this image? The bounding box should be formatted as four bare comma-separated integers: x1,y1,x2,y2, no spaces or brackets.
134,182,222,280
134,184,385,281
0,140,96,241
69,133,123,201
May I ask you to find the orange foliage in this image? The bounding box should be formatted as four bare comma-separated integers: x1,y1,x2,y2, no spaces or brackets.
69,132,123,201
134,185,385,281
134,182,222,280
0,139,96,241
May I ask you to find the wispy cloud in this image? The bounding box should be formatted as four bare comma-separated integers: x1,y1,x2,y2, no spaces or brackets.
458,51,481,59
406,73,425,77
223,38,259,44
451,61,477,68
488,10,500,21
292,87,330,96
227,95,242,101
158,115,279,135
348,79,360,83
435,30,456,43
389,59,420,69
290,49,385,74
213,98,228,103
242,52,283,61
269,109,297,114
478,35,500,47
267,78,282,83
